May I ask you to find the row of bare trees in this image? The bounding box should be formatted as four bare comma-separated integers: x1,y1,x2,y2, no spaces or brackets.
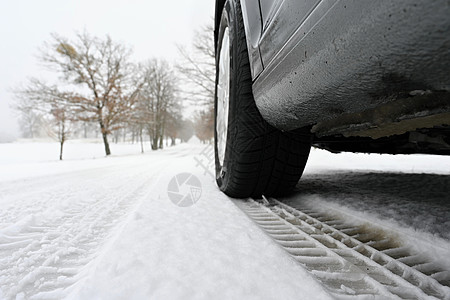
13,24,217,159
177,25,215,143
14,32,189,159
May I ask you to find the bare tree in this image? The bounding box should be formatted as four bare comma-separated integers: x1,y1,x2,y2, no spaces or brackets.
15,105,43,139
14,79,74,159
177,24,215,104
194,109,214,143
136,59,177,150
11,95,44,138
165,112,182,146
44,107,72,160
163,88,183,147
37,31,140,155
128,100,151,153
177,24,215,140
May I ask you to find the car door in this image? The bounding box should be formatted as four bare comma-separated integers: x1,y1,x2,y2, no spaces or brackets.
258,0,323,68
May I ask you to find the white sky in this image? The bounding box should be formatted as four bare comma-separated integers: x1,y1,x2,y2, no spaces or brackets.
0,0,215,137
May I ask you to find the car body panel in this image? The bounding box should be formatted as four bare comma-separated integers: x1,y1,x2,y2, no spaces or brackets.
251,0,450,131
215,0,450,155
259,0,283,30
258,0,323,70
215,0,264,79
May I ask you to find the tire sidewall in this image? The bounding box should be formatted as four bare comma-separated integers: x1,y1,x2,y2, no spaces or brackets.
215,0,238,192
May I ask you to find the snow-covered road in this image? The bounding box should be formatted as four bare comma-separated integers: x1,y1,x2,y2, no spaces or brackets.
0,142,449,299
0,147,184,299
0,144,332,299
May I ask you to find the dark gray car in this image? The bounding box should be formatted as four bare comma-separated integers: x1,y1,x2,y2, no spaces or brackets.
214,0,450,198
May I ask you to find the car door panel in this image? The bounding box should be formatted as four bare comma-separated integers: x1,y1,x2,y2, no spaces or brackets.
259,0,283,30
259,0,323,68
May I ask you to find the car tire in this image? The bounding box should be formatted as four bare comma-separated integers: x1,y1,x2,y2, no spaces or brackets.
214,0,312,198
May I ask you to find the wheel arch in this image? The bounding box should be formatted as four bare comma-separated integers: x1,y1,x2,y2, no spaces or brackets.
215,0,264,79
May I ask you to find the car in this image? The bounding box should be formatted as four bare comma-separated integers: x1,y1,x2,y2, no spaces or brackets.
213,0,450,198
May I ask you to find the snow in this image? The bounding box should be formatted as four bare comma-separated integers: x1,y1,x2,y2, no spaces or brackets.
1,139,149,164
0,141,331,300
301,149,450,239
0,141,449,299
65,163,330,300
305,147,450,175
284,148,450,269
187,135,202,144
0,139,155,182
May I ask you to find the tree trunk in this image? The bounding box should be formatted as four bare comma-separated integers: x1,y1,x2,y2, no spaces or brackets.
102,132,111,155
171,137,176,146
99,121,111,155
139,128,144,153
59,140,64,160
59,120,66,160
151,136,158,150
159,134,164,149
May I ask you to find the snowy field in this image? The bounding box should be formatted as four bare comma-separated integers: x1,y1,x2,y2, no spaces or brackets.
0,140,449,299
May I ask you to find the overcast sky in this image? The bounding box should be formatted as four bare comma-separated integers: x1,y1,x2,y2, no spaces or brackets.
0,0,214,138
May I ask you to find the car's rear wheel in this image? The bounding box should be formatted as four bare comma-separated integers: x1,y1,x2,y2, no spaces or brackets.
214,0,312,198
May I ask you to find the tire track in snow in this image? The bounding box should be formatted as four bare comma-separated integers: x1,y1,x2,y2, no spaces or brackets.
0,160,169,300
0,162,139,228
235,198,450,299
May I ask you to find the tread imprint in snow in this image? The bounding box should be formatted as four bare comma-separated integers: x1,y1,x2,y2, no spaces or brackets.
235,198,450,299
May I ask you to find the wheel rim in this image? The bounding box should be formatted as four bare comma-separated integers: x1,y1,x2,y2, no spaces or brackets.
217,27,230,167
